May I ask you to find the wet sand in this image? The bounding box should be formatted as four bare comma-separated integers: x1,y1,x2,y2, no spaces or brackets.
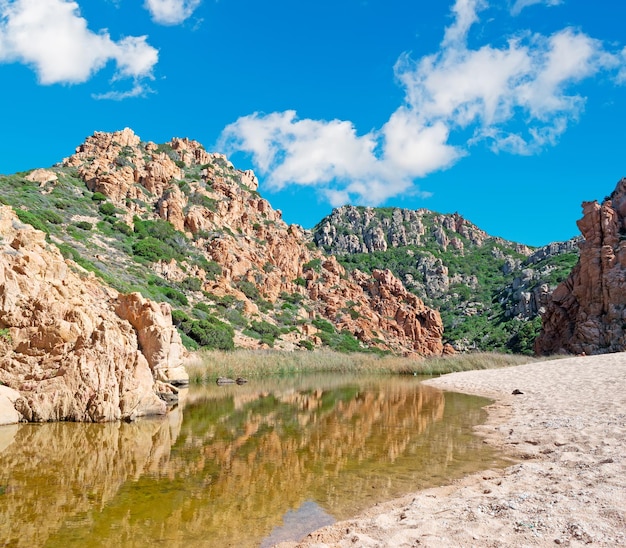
276,353,626,547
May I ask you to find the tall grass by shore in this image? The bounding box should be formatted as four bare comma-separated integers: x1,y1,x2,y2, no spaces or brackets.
184,349,537,384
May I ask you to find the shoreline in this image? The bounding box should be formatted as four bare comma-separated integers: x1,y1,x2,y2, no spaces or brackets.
277,353,626,547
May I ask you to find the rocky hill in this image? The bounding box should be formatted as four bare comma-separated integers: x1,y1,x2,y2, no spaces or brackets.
536,178,626,355
312,206,580,353
0,129,448,367
0,205,187,423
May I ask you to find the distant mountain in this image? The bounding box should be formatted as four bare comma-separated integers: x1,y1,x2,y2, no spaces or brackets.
0,129,447,358
312,206,580,354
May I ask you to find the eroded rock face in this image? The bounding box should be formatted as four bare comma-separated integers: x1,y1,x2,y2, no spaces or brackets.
116,293,188,385
60,129,447,357
353,269,449,355
536,178,626,355
313,206,495,254
0,206,185,422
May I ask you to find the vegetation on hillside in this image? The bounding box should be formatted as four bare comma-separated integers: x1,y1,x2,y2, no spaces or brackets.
314,207,579,355
0,156,389,356
0,166,300,353
1,139,579,358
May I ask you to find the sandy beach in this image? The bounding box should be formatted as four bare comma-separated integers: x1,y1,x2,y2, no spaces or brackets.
277,353,626,547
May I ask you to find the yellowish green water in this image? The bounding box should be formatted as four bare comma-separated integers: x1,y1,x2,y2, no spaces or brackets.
0,374,506,547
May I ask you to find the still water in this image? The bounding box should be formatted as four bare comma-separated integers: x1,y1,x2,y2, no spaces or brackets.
0,374,506,547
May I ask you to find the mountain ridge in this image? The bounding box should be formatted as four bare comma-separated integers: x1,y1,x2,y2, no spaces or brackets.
311,205,580,353
0,128,448,359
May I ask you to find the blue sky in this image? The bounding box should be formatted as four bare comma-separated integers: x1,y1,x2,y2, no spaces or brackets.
1,0,625,246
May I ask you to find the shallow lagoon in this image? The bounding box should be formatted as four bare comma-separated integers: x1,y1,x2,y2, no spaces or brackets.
0,374,506,547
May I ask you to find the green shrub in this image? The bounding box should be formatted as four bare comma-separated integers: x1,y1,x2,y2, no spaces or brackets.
312,318,335,333
172,309,190,324
132,237,178,263
173,311,234,350
204,292,236,308
131,217,188,262
191,319,234,349
99,202,116,216
55,243,81,262
155,143,180,162
193,257,222,280
298,339,314,351
303,258,322,272
250,321,280,337
257,299,274,313
508,317,542,355
40,209,63,224
222,308,248,327
189,193,217,211
179,331,199,350
178,180,191,194
91,192,107,202
237,280,261,301
281,291,304,305
348,308,360,320
74,221,92,231
193,302,211,314
192,308,209,320
15,210,48,234
182,277,202,292
155,286,188,306
318,330,363,353
133,217,181,241
244,321,280,347
114,221,133,235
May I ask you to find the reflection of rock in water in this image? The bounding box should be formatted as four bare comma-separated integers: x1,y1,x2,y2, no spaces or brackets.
0,378,499,548
0,412,181,547
145,378,490,545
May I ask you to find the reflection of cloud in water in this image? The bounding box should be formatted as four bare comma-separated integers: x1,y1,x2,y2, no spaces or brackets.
260,500,335,548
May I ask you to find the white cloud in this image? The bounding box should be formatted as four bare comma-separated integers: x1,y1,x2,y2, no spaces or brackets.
382,109,462,176
397,22,615,154
443,0,486,47
92,82,154,101
220,0,625,206
618,47,626,85
220,110,398,205
0,0,158,93
510,0,562,16
219,109,439,207
144,0,201,25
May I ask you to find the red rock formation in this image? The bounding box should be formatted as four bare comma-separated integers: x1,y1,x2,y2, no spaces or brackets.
0,206,186,423
535,178,626,355
61,129,448,356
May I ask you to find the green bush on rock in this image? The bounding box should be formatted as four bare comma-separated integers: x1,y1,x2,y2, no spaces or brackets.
172,310,234,351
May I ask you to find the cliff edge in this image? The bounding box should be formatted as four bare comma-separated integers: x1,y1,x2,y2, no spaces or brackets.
0,206,187,423
536,178,626,355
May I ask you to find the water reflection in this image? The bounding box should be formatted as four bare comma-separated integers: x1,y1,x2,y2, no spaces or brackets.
0,374,504,547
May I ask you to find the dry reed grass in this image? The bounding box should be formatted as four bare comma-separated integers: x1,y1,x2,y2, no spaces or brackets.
184,349,537,384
